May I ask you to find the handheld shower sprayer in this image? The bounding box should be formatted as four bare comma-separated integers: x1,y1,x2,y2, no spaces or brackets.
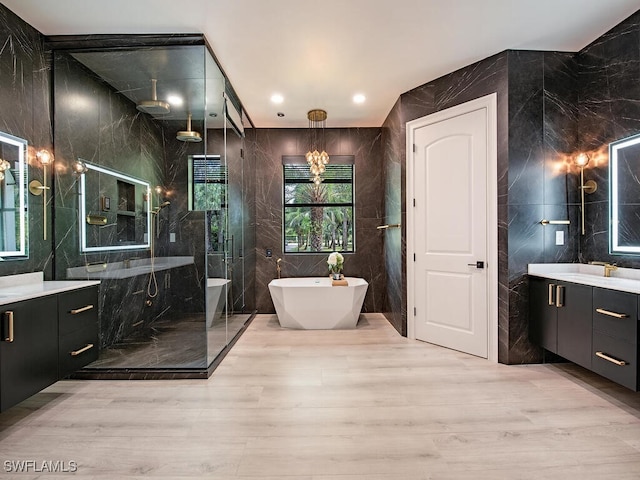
152,201,171,214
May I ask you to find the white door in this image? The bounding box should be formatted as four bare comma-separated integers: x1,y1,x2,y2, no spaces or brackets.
411,101,491,358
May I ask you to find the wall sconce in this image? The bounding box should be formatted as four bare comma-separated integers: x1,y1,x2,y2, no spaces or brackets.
574,152,597,235
29,149,54,240
72,159,88,175
0,158,10,181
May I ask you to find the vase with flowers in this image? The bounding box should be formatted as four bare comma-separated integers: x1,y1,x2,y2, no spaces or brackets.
327,251,344,280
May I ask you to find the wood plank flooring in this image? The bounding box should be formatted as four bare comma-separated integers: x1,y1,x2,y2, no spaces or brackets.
1,313,640,479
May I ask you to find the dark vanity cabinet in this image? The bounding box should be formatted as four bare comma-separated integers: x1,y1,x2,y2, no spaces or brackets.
0,285,99,412
529,278,592,369
591,288,639,391
0,296,58,412
530,277,640,391
58,287,99,379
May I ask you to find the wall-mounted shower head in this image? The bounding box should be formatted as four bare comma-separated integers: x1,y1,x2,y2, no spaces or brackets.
137,79,170,115
176,113,202,142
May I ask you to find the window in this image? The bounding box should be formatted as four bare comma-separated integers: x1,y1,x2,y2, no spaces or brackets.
283,155,355,253
190,155,227,252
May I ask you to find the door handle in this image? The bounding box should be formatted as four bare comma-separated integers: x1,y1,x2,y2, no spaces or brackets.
467,261,485,269
548,283,556,306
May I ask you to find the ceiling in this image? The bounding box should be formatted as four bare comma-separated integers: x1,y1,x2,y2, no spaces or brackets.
3,0,639,128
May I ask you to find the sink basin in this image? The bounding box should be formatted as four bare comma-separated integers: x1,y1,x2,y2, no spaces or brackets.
528,263,640,294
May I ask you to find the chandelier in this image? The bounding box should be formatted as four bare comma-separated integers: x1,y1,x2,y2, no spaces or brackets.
305,109,329,185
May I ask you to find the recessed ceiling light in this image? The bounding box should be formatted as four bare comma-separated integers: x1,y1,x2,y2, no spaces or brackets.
353,93,366,104
277,112,285,117
167,94,183,106
271,93,284,104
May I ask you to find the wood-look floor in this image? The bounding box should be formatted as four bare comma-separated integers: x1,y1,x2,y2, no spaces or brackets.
1,313,640,479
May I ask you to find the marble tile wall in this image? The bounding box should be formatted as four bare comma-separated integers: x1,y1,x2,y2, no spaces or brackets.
248,128,385,314
381,98,406,336
382,52,514,361
577,10,640,267
51,51,210,354
52,51,174,347
381,49,587,364
0,5,53,277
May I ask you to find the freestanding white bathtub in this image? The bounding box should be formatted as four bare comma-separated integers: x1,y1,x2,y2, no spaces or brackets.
207,278,230,328
268,277,368,329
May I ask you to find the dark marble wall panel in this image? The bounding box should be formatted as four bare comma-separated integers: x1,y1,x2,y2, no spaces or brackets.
161,118,209,317
381,48,588,364
506,51,546,365
244,129,257,312
0,5,53,277
577,10,640,267
508,51,545,208
381,11,640,365
249,127,385,314
51,51,210,352
543,52,580,207
381,98,407,335
383,52,513,361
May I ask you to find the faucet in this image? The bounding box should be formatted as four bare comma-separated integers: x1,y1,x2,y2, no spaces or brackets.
589,261,618,277
276,258,282,279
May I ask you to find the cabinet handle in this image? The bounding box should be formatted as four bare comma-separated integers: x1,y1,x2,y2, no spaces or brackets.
70,343,94,356
70,304,94,315
595,351,627,366
595,308,628,319
3,310,14,343
548,283,556,306
555,285,564,308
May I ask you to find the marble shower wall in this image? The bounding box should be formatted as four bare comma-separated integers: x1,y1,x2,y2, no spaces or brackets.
0,5,53,277
577,10,640,267
248,127,385,314
52,51,205,348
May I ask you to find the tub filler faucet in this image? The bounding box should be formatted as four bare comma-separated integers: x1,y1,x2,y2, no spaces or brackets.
276,258,282,279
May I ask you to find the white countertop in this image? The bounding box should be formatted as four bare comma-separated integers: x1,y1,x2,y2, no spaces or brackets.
66,256,194,280
0,272,100,306
528,263,640,294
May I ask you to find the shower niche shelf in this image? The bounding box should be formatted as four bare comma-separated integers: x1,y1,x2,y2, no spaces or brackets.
116,180,136,243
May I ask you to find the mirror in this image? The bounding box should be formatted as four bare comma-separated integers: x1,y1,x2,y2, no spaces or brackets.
610,133,640,254
79,161,151,252
0,131,27,258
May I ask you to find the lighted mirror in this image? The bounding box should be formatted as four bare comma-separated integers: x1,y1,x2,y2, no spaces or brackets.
610,133,640,254
0,131,27,258
79,161,151,252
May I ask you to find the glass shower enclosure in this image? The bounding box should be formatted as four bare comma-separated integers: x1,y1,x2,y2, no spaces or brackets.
50,35,255,378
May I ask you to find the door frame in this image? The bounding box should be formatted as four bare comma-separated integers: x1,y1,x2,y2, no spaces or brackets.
406,93,498,362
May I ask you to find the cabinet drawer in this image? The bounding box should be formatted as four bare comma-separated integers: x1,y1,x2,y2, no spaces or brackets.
592,333,638,391
59,326,98,378
593,288,638,342
58,287,98,335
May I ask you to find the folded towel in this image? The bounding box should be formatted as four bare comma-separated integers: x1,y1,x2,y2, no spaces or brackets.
332,279,348,286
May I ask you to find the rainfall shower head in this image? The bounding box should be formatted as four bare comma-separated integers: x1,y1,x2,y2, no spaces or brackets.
176,113,202,142
136,79,170,115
